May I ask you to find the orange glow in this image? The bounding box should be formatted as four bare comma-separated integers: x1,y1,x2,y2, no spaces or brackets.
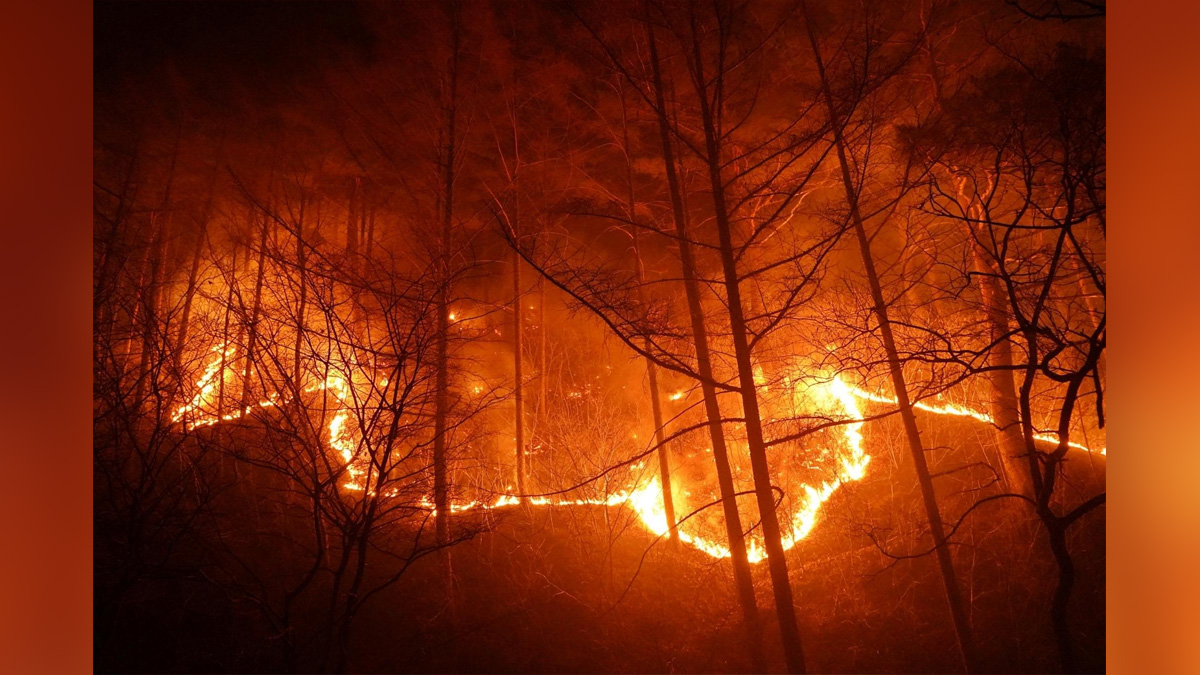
844,383,1106,456
171,342,1100,561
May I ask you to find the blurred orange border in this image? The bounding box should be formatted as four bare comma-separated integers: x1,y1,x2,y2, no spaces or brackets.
0,0,1193,673
1108,1,1200,674
0,1,93,674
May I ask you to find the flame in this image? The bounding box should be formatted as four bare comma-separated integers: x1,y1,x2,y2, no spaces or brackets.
778,376,870,548
171,341,1102,562
455,374,875,563
171,342,236,425
844,383,1106,456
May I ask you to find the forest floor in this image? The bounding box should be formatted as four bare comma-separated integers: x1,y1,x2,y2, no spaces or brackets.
350,465,1104,673
97,415,1105,674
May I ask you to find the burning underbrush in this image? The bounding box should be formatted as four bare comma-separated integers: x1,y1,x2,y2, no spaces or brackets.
96,391,1104,673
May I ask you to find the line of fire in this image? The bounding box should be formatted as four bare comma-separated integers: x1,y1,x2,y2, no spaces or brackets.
94,1,1105,673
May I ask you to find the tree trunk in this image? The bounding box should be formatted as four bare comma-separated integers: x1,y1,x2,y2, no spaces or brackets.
538,276,547,464
646,22,765,668
1046,521,1077,673
360,185,369,258
171,213,207,424
971,241,1035,498
1015,295,1102,673
134,124,182,409
434,4,461,609
174,141,223,386
134,210,171,410
804,12,979,672
241,209,270,411
618,79,677,541
120,231,153,389
685,14,807,672
347,176,360,258
921,14,1033,500
513,241,527,502
173,214,207,377
96,127,143,354
365,202,376,259
217,243,238,419
294,192,308,388
644,354,678,541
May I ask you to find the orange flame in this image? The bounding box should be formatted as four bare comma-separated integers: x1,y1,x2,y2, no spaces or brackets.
844,384,1106,456
171,341,1102,562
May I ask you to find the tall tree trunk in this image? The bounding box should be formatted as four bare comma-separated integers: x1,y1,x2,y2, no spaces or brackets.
1014,280,1104,673
217,243,238,418
359,185,369,258
513,239,527,502
804,12,979,672
347,176,360,258
133,147,180,408
96,126,143,355
685,13,807,672
971,240,1034,498
241,209,270,411
643,354,677,540
173,140,223,386
294,192,308,388
120,232,153,387
538,276,547,460
134,210,170,409
920,12,1033,500
174,216,208,375
618,80,677,541
434,3,461,609
170,215,206,424
134,128,182,409
1046,521,1077,673
365,202,376,259
646,21,765,669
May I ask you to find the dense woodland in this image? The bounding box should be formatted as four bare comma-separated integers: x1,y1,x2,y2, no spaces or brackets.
93,1,1105,672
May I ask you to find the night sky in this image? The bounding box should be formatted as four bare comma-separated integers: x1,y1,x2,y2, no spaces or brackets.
95,2,376,101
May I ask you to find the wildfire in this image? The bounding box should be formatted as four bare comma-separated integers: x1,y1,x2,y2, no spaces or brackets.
844,384,1106,456
170,342,1102,563
171,342,236,425
353,373,873,563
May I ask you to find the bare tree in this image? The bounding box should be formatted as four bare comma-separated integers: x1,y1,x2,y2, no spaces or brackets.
800,3,981,670
915,41,1106,672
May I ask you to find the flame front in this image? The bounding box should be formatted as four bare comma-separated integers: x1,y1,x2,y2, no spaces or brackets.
171,345,1101,562
380,374,874,563
844,383,1106,456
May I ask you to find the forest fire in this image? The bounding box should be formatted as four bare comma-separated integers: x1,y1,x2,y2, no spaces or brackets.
169,337,1100,564
843,384,1107,457
95,1,1105,672
169,339,878,560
